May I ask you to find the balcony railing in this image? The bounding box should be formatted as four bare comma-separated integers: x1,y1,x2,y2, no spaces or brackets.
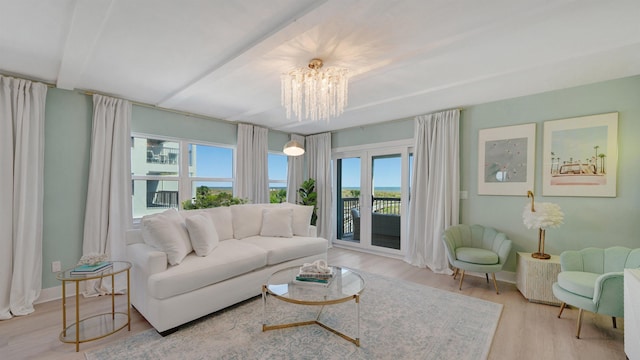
339,197,402,237
148,190,179,208
147,146,179,164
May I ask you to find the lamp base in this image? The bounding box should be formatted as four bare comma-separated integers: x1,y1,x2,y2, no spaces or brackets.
531,252,551,260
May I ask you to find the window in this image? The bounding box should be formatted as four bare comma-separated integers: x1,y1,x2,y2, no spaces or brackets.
131,135,234,219
189,143,234,200
268,153,288,203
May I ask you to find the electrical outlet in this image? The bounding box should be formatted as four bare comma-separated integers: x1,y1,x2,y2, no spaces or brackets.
51,261,61,273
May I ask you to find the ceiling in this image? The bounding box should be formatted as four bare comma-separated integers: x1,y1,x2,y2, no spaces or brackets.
2,0,640,135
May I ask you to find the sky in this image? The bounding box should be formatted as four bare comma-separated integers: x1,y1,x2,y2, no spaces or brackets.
340,156,405,189
551,126,608,163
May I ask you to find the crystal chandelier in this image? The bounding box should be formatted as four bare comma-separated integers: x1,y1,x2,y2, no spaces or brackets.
281,58,349,122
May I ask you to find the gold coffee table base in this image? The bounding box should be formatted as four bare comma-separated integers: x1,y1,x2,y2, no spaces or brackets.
262,306,361,347
262,266,365,348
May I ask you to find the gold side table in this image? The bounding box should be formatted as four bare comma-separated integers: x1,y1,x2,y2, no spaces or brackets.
516,252,561,306
56,261,131,352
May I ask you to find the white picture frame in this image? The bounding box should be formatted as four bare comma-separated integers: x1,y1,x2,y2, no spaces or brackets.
542,112,618,197
478,123,536,196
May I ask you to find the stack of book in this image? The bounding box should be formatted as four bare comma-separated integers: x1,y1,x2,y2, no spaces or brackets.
295,267,334,284
70,261,113,275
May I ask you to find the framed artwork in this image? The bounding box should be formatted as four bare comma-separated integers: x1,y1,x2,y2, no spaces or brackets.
478,123,536,196
542,112,618,197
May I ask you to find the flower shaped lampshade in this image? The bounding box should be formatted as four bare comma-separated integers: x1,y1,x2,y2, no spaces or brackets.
522,191,564,259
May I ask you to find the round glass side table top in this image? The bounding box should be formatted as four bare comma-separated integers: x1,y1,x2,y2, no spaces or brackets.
56,260,131,281
264,265,365,304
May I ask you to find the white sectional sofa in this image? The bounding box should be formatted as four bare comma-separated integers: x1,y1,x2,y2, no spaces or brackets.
126,203,328,334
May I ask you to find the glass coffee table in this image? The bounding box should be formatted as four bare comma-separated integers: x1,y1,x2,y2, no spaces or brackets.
262,265,365,346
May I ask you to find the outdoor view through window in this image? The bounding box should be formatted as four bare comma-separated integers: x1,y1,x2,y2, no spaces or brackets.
131,136,287,218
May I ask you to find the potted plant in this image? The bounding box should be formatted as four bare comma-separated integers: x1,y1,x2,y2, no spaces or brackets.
298,178,318,226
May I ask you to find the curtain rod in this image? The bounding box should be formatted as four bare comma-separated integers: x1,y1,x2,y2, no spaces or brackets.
0,71,56,88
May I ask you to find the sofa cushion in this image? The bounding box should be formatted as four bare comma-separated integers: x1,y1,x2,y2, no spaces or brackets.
278,203,313,236
147,240,268,300
242,236,328,265
141,208,193,265
557,271,598,299
181,207,234,241
231,204,265,239
455,247,498,265
260,208,293,238
185,213,219,256
203,207,234,240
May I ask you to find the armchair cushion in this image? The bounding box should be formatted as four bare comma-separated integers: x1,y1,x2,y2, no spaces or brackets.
557,271,598,299
455,247,499,265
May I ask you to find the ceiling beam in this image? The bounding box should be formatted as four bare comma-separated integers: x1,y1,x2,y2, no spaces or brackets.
156,0,354,109
56,0,115,90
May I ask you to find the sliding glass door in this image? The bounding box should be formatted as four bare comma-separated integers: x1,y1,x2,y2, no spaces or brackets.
336,157,361,243
370,154,402,250
334,144,411,255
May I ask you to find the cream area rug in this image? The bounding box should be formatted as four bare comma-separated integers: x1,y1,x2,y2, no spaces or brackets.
85,271,502,360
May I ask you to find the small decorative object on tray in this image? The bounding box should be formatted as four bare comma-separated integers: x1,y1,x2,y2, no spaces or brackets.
70,253,111,275
77,253,109,266
296,260,333,284
70,261,112,275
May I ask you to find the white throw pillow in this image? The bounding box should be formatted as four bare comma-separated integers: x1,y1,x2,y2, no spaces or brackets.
184,213,219,256
260,208,294,238
278,203,313,236
230,204,265,239
141,208,193,265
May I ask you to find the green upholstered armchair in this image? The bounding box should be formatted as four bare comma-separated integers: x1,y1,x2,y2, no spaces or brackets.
552,246,640,338
442,224,512,294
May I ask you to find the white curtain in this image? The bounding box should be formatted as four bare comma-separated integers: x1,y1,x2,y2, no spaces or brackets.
286,134,305,204
405,109,459,274
236,124,269,204
236,124,253,201
81,94,131,296
305,132,332,241
0,76,47,319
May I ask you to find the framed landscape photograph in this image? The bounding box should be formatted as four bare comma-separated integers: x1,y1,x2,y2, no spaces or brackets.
542,112,618,197
478,123,536,196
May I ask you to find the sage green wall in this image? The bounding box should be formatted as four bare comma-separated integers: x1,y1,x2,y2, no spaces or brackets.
41,92,290,289
40,75,640,288
460,75,640,272
332,118,414,148
331,75,640,273
131,105,290,152
42,89,92,288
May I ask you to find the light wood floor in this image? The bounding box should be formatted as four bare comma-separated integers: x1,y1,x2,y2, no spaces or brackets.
0,247,625,360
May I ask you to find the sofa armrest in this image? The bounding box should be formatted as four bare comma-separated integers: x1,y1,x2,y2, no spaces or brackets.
127,243,167,275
